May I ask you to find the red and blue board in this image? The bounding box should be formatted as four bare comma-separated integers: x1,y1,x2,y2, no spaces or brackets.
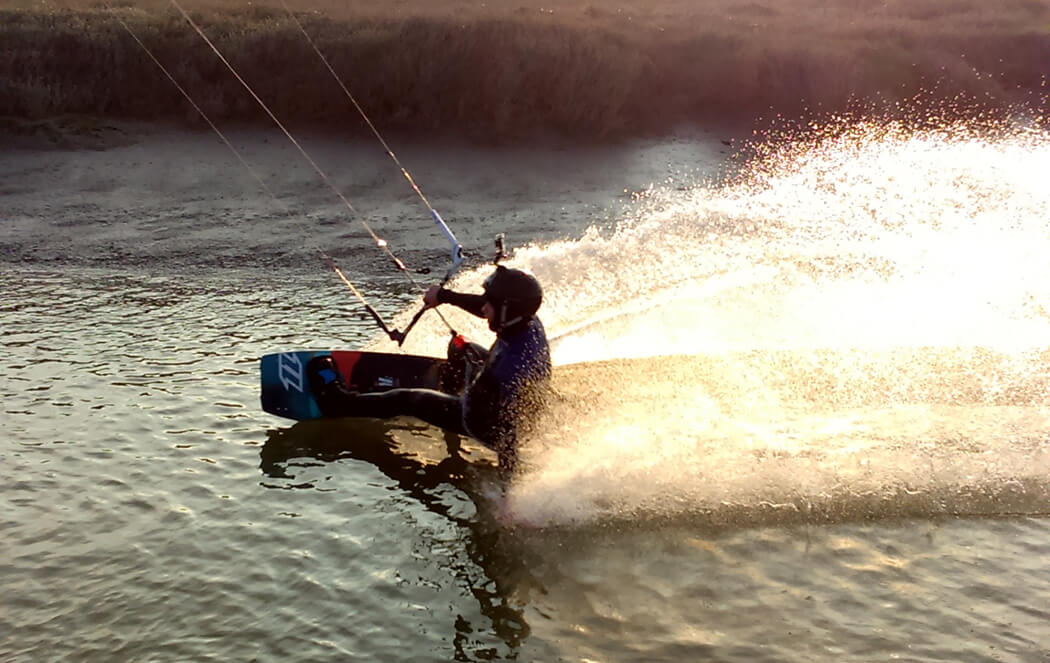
260,350,446,421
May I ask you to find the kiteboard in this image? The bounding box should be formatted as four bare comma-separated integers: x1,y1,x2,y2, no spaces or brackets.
260,350,447,421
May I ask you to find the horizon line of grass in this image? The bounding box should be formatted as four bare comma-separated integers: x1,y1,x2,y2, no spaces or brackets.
2,4,1047,142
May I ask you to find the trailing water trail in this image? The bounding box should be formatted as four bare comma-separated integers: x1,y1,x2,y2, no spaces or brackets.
382,118,1050,526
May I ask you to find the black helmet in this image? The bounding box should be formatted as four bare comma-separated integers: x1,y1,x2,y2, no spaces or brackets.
482,266,542,331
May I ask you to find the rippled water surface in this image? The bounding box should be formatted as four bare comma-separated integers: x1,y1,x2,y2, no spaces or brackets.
3,124,1050,662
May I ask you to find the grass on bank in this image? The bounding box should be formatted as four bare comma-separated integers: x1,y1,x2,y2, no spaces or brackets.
2,0,1048,140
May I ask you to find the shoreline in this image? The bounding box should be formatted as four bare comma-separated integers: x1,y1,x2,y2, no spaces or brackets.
0,112,754,154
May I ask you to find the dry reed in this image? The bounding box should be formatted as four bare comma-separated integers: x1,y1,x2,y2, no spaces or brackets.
2,0,1048,141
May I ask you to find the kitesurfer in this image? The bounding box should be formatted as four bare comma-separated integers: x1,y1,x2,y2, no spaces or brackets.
307,266,552,474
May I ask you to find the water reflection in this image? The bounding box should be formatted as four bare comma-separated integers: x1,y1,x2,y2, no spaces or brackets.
259,419,540,656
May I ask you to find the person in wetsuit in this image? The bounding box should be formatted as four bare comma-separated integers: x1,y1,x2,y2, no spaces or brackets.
307,266,552,474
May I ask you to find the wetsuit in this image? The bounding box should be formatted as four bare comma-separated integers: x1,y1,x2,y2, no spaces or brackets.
309,288,552,472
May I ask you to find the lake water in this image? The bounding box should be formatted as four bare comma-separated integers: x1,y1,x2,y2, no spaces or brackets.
3,120,1049,662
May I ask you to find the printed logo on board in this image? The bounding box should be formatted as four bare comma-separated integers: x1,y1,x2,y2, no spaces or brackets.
278,353,305,393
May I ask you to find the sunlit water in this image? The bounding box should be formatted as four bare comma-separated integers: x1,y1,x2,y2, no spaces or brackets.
3,119,1049,661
